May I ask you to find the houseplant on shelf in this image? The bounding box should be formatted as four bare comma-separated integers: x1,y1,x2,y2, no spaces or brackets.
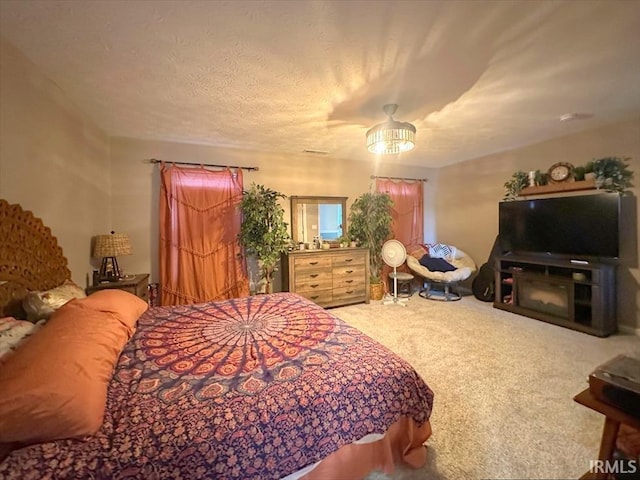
239,183,290,294
589,156,634,195
503,171,528,201
347,191,393,300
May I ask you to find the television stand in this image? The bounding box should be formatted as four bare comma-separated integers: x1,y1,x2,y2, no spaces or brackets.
494,254,617,337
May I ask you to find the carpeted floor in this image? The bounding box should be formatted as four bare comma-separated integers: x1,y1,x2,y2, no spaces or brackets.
330,292,639,480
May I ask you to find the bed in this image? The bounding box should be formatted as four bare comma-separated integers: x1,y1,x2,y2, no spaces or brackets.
0,199,434,479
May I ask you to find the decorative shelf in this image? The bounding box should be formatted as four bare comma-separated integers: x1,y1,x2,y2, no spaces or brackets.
519,178,596,196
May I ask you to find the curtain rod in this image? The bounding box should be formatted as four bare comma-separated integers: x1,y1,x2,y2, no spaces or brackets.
370,175,428,182
149,158,259,171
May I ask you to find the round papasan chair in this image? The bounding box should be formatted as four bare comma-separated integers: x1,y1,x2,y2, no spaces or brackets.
406,244,477,301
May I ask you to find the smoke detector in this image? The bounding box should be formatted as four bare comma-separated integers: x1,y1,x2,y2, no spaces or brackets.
559,113,593,122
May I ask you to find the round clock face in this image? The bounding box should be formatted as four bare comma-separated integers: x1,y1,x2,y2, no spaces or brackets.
548,162,573,182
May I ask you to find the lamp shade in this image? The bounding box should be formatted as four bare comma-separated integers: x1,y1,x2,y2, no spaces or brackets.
366,104,416,155
93,233,132,258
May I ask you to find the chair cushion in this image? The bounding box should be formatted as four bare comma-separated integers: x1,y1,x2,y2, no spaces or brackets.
419,256,456,272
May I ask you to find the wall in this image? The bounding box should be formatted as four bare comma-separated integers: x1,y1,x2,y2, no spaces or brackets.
3,32,637,333
0,37,111,286
436,117,640,332
109,137,437,288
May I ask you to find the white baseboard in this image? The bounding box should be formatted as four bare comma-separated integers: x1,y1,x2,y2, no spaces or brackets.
618,324,640,336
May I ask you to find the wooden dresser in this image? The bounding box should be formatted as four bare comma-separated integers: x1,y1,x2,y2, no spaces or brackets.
281,248,369,308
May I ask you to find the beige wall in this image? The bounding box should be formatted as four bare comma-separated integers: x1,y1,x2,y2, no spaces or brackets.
0,37,111,286
1,33,637,332
436,117,640,331
109,137,437,288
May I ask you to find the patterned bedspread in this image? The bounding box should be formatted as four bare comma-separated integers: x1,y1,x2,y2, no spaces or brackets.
1,293,434,480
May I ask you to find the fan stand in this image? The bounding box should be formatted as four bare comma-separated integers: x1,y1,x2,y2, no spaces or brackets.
383,266,408,307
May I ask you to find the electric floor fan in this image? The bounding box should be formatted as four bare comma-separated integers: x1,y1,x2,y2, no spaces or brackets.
381,239,408,306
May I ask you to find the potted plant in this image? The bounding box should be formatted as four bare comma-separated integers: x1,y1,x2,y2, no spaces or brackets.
337,234,350,248
347,191,393,300
239,183,290,294
503,171,528,201
590,156,634,195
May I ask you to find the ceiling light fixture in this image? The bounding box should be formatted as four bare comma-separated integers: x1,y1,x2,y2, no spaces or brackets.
366,104,416,155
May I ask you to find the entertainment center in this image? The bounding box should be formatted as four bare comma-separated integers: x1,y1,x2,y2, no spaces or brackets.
496,192,621,337
494,254,616,337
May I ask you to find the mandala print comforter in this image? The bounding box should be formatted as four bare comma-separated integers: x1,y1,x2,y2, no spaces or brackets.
1,292,434,480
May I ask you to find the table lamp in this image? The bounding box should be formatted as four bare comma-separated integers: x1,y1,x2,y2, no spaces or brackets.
93,232,132,282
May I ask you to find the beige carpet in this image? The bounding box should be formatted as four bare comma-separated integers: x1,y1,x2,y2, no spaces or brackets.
330,292,639,480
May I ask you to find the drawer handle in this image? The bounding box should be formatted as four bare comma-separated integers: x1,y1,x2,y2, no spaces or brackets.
310,284,320,288
345,270,353,274
345,258,353,262
345,280,353,284
310,295,319,300
309,261,319,265
346,290,354,294
310,274,319,278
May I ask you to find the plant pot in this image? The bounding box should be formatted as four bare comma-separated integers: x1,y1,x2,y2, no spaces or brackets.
370,282,384,301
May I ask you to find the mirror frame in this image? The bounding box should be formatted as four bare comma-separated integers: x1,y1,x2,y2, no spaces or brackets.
290,196,348,245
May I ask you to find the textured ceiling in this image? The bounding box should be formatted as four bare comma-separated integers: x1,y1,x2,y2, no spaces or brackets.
1,0,639,167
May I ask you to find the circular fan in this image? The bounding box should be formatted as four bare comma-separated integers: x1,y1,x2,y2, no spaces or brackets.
382,239,407,268
382,240,408,306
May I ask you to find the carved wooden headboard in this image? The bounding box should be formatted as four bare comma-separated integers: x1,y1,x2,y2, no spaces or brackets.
0,199,71,318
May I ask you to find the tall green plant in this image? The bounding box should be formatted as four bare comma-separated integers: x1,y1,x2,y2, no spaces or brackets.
239,183,290,292
347,191,393,283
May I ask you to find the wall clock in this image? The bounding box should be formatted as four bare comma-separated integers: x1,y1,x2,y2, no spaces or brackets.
548,162,574,183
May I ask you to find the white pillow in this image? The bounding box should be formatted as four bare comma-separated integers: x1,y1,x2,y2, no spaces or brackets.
22,280,86,322
0,317,42,361
427,243,457,261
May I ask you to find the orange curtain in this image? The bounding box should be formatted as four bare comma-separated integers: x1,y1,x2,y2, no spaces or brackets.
376,179,425,284
376,178,424,246
159,164,249,306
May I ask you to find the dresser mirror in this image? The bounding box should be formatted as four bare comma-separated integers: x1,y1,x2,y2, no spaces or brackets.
290,196,347,245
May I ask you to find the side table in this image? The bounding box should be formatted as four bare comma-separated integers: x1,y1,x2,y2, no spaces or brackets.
573,388,640,479
388,271,414,297
86,274,150,303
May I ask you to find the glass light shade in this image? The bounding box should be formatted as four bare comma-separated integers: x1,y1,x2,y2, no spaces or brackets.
366,121,416,154
366,104,416,155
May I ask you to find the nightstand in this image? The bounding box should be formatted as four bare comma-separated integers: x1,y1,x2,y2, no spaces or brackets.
86,274,150,303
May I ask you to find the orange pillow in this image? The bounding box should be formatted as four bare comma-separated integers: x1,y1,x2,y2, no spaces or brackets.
0,291,148,444
81,289,149,332
406,244,428,260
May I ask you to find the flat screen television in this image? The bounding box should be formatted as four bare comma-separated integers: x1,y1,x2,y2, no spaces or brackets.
499,194,620,260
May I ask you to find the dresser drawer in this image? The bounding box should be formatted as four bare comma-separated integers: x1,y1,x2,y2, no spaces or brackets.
295,271,333,292
298,289,333,305
333,265,365,278
333,285,366,302
332,252,365,267
294,255,333,270
333,275,365,289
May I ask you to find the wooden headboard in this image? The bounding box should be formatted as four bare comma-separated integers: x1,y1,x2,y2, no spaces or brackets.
0,199,71,318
